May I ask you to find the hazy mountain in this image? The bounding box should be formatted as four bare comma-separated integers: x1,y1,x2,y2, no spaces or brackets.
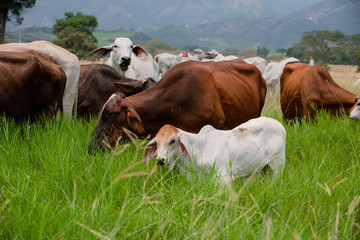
6,0,360,51
148,0,360,50
7,0,323,31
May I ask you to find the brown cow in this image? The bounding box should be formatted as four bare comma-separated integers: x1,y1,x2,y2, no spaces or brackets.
280,62,359,120
0,50,66,121
77,64,156,118
89,59,267,151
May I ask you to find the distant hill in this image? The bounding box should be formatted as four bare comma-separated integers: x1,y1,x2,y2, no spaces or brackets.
5,0,359,51
148,0,360,50
6,0,323,31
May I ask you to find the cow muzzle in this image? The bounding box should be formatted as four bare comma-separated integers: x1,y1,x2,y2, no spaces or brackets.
119,56,131,71
156,157,165,165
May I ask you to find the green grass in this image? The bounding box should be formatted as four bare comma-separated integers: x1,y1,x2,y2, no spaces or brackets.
0,110,360,239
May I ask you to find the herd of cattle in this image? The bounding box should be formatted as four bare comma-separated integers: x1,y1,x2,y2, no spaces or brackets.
0,37,359,184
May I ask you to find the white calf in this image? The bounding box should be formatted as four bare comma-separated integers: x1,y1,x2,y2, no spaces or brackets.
350,98,360,120
143,117,286,185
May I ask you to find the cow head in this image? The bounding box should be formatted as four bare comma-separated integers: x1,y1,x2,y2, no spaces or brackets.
89,37,149,72
350,97,360,120
143,125,191,169
88,92,145,151
114,77,156,96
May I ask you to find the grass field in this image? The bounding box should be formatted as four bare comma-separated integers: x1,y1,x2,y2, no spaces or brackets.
1,65,360,239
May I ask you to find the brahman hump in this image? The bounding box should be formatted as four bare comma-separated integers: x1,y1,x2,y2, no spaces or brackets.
89,59,267,151
77,64,156,118
0,50,66,121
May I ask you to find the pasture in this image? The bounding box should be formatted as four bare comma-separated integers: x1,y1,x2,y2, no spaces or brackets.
1,65,360,239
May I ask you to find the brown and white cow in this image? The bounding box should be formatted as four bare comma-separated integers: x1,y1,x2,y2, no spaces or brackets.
0,50,66,121
89,59,267,151
280,62,359,120
77,64,156,118
0,41,80,116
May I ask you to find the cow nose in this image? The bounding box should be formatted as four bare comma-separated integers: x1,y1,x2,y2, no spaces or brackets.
156,158,165,165
121,56,131,65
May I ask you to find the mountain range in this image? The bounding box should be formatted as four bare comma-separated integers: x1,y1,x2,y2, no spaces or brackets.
6,0,360,50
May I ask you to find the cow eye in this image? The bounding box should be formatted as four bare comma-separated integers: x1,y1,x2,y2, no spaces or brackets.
169,139,176,145
104,112,116,119
130,45,134,49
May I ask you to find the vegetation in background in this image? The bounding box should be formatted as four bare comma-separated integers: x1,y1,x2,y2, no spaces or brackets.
287,30,360,70
52,12,98,58
0,0,36,44
256,45,270,58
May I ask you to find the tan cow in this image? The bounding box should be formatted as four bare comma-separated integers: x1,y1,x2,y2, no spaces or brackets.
280,62,359,120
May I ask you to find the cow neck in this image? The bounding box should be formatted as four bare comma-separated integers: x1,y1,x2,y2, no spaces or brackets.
125,73,185,130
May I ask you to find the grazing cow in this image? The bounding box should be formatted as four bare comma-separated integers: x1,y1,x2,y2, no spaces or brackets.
143,117,286,185
349,98,360,120
89,37,160,81
77,64,156,118
0,40,80,116
89,59,267,151
280,62,359,120
263,57,299,94
0,50,66,121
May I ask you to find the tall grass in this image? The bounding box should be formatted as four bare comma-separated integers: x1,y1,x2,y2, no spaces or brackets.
1,108,359,239
1,65,360,239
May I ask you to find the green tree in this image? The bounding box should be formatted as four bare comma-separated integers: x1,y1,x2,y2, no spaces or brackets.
53,12,98,58
0,0,36,43
221,48,242,57
53,26,97,58
256,45,269,58
143,39,176,55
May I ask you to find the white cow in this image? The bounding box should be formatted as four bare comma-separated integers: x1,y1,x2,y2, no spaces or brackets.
90,37,160,81
201,54,238,62
154,49,216,76
353,79,360,86
243,57,267,75
0,40,80,115
349,98,360,120
143,117,286,185
263,57,300,94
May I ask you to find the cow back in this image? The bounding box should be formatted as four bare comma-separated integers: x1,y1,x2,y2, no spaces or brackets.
280,62,358,119
126,59,266,134
0,50,66,121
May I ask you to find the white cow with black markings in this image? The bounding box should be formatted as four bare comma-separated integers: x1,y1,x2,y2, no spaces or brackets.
143,117,286,185
0,40,80,116
90,37,160,81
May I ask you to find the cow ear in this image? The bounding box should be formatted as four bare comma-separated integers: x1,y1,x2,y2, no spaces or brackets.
126,108,145,135
178,134,191,161
143,138,157,163
132,45,149,57
89,45,113,58
115,81,142,94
